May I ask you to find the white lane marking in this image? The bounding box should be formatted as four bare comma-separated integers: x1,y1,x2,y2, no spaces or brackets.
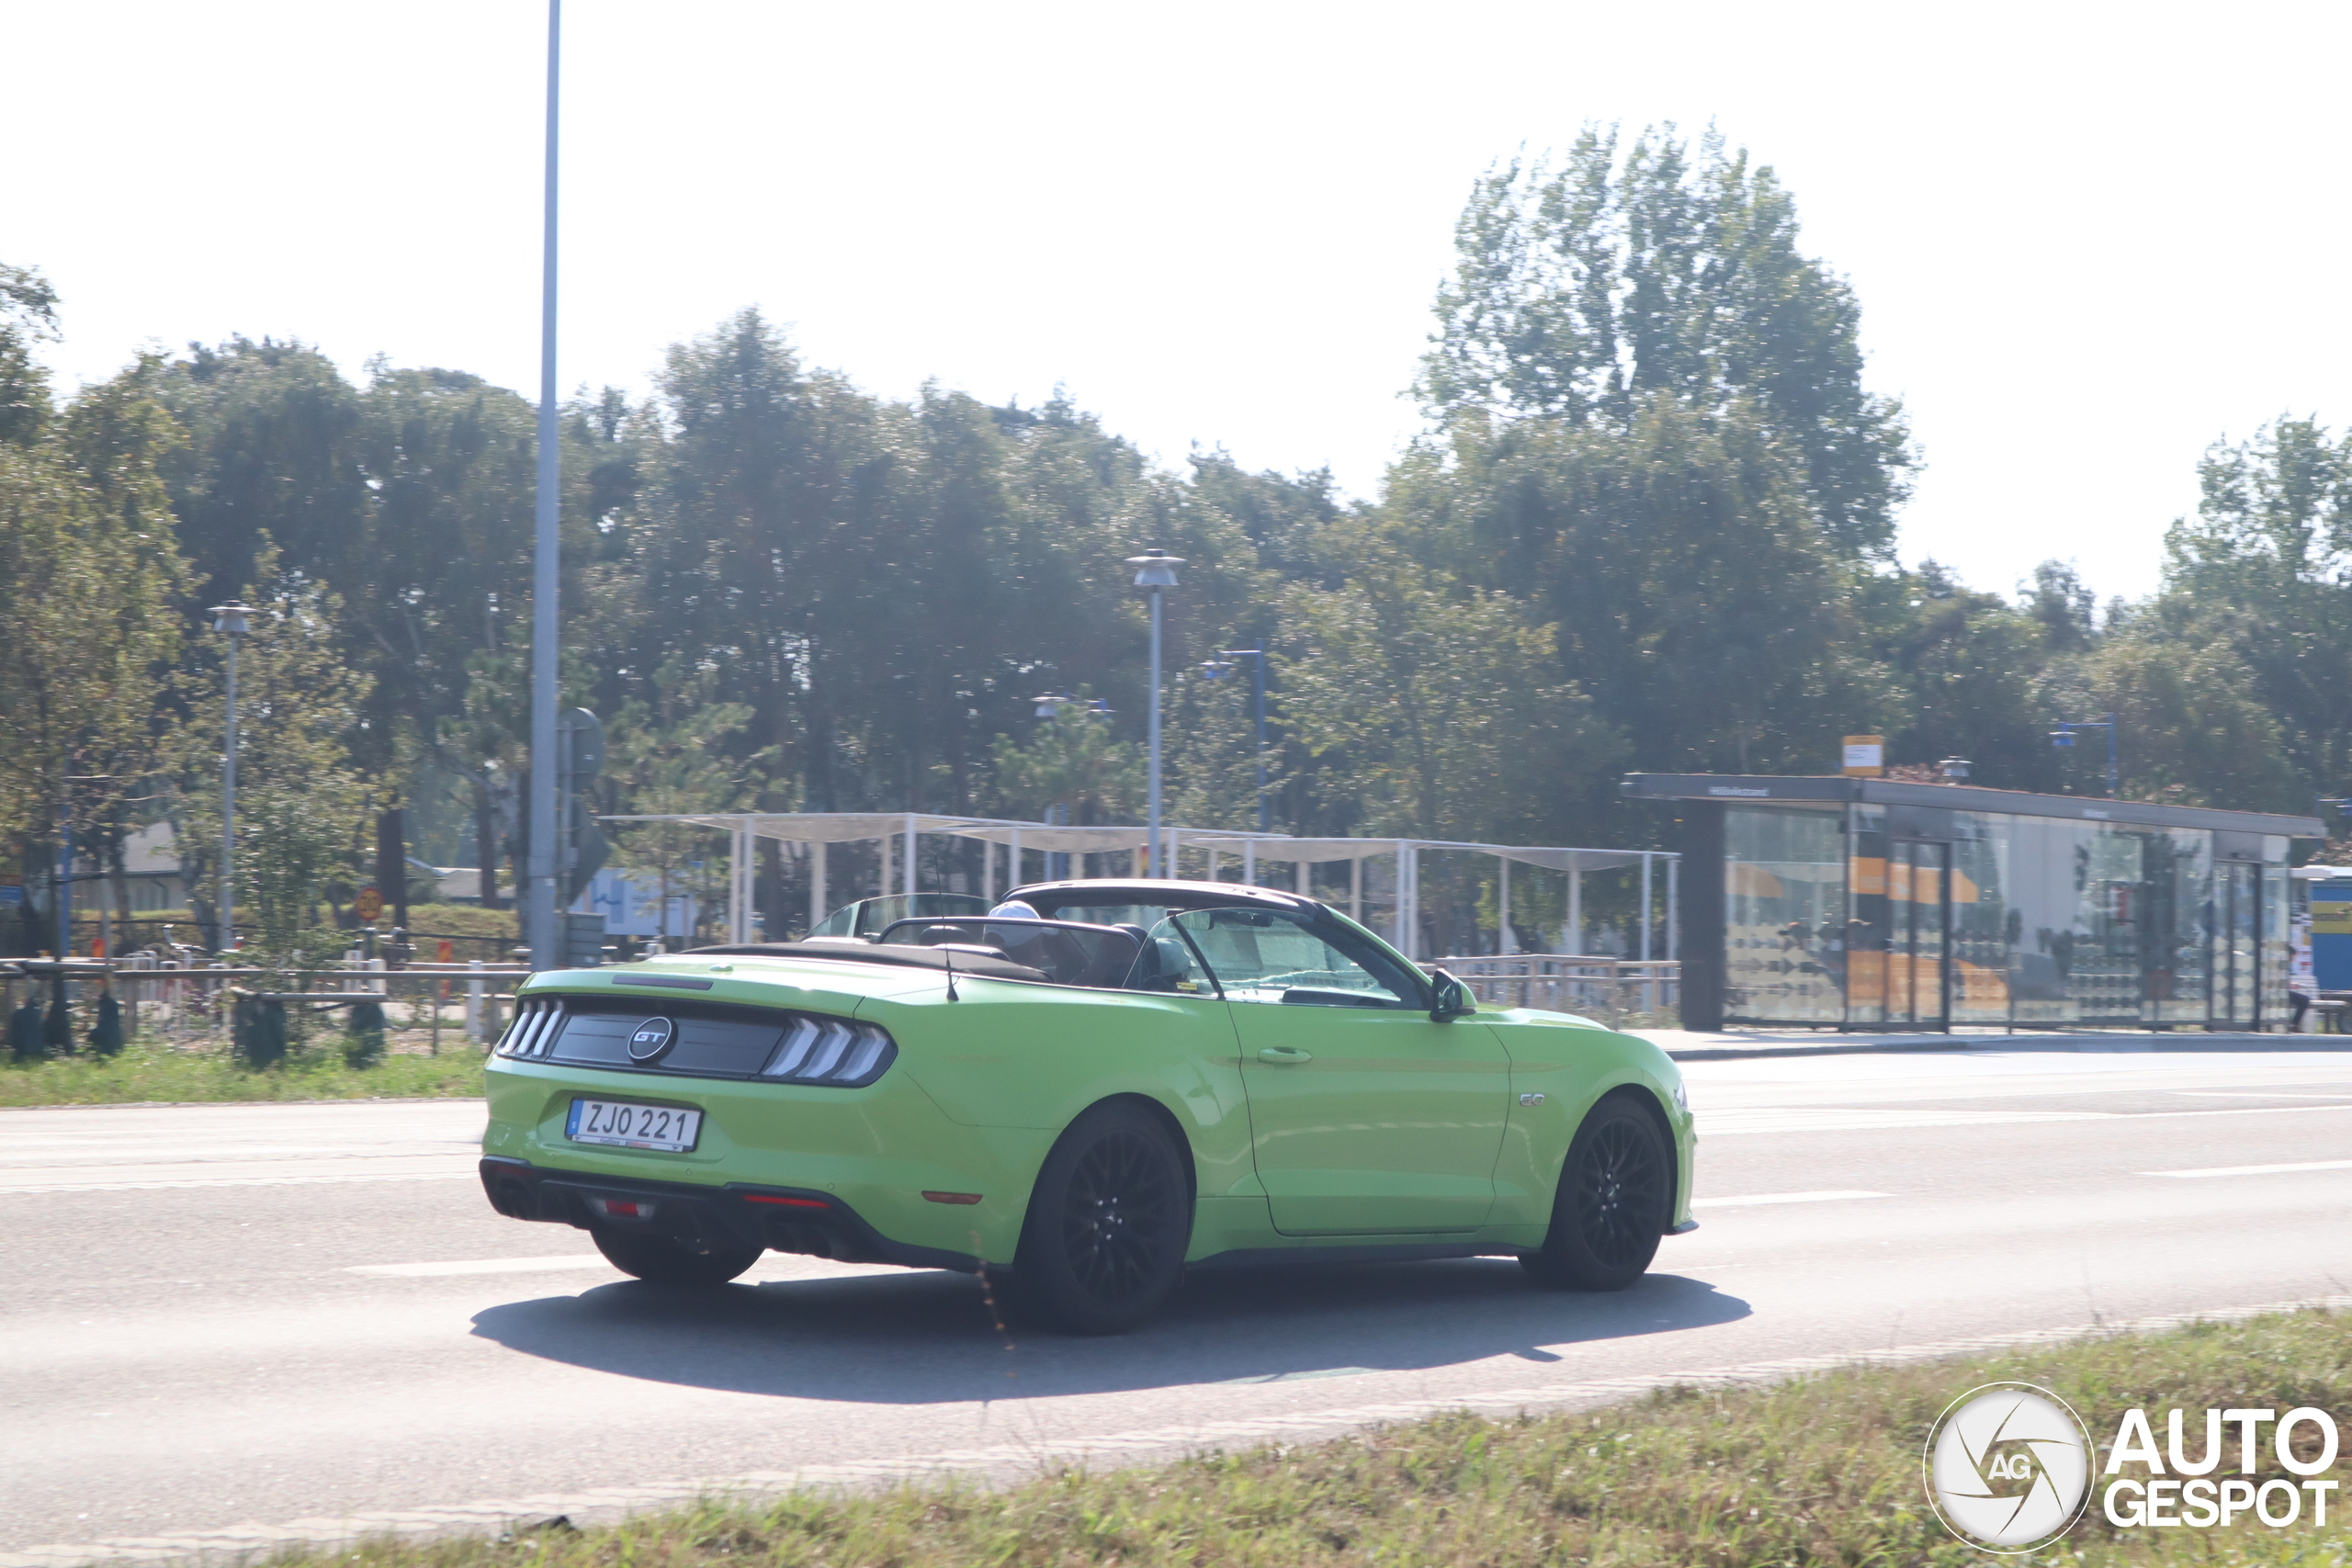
3,1172,475,1195
2143,1159,2352,1179
1690,1190,1889,1210
0,1153,481,1195
1217,1367,1381,1384
349,1255,610,1278
19,1291,2352,1568
1704,1108,2111,1134
2173,1091,2352,1100
1705,1101,2352,1136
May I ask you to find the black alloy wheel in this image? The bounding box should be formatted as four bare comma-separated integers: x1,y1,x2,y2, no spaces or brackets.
592,1228,763,1287
1011,1101,1191,1334
1521,1094,1668,1291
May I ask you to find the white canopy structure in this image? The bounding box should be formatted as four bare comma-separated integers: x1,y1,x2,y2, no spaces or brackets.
603,811,1674,960
1186,836,1675,960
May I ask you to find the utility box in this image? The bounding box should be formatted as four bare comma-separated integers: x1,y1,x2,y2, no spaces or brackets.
562,911,608,968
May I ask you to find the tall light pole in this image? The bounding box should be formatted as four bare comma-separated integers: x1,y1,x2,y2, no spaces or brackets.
526,0,563,970
2051,713,2118,797
1203,643,1269,832
208,602,253,953
1126,550,1183,876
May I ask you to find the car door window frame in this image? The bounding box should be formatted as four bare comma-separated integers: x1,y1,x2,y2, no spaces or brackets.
1149,918,1225,998
1171,907,1425,1010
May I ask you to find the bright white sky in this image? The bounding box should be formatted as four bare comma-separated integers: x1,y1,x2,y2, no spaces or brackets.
12,2,2347,603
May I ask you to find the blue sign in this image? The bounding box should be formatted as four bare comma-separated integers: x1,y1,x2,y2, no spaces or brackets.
2311,886,2352,990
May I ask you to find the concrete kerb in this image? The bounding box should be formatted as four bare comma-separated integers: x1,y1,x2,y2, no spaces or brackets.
1638,1029,2352,1063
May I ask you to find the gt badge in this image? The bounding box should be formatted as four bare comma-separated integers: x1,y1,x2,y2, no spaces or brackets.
628,1017,677,1063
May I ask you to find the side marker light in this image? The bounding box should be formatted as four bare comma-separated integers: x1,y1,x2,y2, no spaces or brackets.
922,1191,983,1205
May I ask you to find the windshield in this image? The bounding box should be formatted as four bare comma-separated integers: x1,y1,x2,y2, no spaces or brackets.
808,893,989,939
1170,906,1421,1008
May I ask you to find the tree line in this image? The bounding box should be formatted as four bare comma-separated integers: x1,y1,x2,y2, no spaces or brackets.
2,125,2341,959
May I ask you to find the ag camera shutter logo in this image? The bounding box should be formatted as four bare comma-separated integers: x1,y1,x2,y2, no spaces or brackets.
1924,1382,2093,1551
627,1016,676,1063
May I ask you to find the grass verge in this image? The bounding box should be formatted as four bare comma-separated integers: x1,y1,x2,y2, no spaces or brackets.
0,1034,482,1105
260,1306,2352,1567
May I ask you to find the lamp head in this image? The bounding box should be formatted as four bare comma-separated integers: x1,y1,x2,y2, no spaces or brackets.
208,602,254,637
1125,548,1184,588
2050,730,2075,748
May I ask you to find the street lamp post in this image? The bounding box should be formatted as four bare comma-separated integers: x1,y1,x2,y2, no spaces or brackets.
1202,644,1269,833
2051,713,2119,797
207,603,253,953
1125,550,1183,876
526,0,564,971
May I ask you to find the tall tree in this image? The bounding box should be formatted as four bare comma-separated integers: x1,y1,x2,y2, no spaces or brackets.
0,365,187,950
2163,417,2352,795
606,661,769,943
1851,562,2059,788
170,545,372,956
1276,524,1618,844
2046,607,2302,810
152,338,368,612
0,262,59,447
1393,393,1897,794
1419,125,1914,561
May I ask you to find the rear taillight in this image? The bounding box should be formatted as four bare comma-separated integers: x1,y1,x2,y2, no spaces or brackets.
495,998,565,1058
762,1019,895,1086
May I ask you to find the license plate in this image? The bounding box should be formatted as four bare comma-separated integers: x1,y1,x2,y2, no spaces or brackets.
565,1098,702,1153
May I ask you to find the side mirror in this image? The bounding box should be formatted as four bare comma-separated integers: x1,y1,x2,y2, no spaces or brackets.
1428,967,1476,1022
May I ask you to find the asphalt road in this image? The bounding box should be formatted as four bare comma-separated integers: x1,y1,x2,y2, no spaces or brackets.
8,1044,2352,1557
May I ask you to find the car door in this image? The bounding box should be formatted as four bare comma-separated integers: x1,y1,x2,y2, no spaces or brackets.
1170,908,1510,1235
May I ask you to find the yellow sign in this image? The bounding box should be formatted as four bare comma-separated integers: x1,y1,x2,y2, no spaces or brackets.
356,886,385,923
1842,735,1885,777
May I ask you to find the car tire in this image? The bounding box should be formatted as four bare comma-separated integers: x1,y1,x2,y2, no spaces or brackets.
592,1228,763,1287
1009,1101,1192,1335
1521,1092,1668,1291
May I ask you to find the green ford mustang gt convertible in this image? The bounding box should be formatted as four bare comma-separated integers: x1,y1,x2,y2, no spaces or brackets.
480,878,1697,1334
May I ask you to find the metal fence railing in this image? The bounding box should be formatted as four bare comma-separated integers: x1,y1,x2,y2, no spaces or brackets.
50,919,526,967
10,948,1685,1058
1430,954,1680,1025
2,956,537,1055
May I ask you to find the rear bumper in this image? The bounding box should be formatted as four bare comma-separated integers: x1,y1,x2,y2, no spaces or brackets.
479,1156,980,1274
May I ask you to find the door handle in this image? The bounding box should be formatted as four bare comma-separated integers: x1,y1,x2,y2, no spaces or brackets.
1257,1046,1313,1064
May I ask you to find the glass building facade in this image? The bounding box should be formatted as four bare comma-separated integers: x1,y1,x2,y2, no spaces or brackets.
1627,776,2318,1032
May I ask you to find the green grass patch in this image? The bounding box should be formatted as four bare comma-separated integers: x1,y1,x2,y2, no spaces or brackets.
0,1033,483,1105
254,1306,2352,1567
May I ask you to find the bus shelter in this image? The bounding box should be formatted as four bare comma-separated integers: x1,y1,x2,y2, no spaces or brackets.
1624,773,2324,1032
